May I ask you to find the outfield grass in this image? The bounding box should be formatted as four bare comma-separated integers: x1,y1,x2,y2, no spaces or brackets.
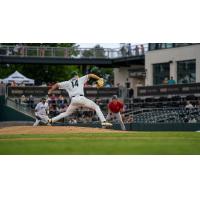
0,131,200,155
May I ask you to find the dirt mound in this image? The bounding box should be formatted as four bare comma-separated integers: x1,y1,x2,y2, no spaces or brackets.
0,126,125,135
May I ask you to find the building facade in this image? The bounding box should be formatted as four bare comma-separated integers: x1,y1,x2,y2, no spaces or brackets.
114,65,145,97
145,43,200,86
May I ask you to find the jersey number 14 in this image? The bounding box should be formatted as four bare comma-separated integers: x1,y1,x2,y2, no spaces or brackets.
71,80,79,88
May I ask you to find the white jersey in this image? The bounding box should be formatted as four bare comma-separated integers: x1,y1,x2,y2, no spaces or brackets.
58,75,88,98
35,102,49,115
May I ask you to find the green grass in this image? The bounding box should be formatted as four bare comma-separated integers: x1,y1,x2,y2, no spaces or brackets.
0,131,200,155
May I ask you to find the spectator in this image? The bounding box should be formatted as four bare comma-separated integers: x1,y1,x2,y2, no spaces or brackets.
125,78,130,89
105,82,111,88
120,45,126,57
189,117,197,123
20,95,27,105
125,78,130,98
162,77,168,85
28,95,34,108
185,101,194,109
64,48,69,58
17,44,27,56
59,104,68,113
0,81,5,95
135,45,139,56
135,80,143,97
11,81,16,87
49,104,59,117
13,44,20,55
50,94,57,105
6,49,12,56
127,43,132,56
39,44,45,57
168,76,176,85
195,100,200,108
20,81,25,87
57,95,65,107
41,82,47,86
140,44,145,55
128,88,134,98
92,82,98,87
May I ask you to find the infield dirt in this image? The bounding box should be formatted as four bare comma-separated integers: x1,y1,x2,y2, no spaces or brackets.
0,126,125,135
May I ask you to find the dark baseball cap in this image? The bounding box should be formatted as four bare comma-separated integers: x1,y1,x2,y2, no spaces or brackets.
71,71,78,77
112,95,118,100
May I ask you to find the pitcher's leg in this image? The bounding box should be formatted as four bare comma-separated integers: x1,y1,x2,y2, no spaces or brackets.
33,119,40,126
51,104,77,123
106,112,111,121
115,112,126,131
83,98,106,123
41,115,49,124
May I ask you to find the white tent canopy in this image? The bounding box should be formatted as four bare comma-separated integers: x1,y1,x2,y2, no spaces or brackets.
3,71,35,85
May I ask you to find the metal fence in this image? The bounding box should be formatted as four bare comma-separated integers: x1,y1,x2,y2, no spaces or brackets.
128,107,200,124
6,98,35,118
0,44,148,59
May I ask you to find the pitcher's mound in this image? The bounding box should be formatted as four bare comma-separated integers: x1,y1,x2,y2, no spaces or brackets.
0,126,125,135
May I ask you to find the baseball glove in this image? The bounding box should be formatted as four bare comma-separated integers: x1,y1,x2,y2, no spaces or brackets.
96,78,104,88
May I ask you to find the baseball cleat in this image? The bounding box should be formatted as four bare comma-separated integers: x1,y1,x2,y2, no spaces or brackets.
48,119,53,124
101,121,112,127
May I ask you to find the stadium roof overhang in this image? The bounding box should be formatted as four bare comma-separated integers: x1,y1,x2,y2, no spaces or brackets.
0,55,145,68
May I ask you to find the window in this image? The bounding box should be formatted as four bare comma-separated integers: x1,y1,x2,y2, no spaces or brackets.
153,63,170,85
148,43,196,50
149,43,174,50
177,60,196,84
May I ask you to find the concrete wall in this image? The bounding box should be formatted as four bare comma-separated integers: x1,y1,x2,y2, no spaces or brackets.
114,65,145,97
58,122,200,131
145,44,200,86
0,104,34,122
114,67,130,87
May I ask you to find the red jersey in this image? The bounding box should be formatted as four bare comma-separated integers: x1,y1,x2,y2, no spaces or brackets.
108,101,123,113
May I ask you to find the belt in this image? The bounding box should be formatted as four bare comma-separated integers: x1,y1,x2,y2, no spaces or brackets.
71,94,84,98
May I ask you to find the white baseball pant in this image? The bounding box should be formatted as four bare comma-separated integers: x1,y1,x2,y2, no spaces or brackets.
51,96,106,123
33,114,49,126
106,112,126,130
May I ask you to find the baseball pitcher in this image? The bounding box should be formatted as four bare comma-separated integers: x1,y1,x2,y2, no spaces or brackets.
33,97,49,126
106,95,126,130
47,72,112,128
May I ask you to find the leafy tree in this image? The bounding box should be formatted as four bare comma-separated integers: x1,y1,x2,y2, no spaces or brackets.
0,43,113,85
93,44,106,58
0,43,81,84
81,44,106,58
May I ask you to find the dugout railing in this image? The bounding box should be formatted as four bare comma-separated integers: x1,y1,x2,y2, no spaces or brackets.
6,98,35,119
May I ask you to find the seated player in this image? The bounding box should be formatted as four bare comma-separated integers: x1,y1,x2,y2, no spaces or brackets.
33,97,50,126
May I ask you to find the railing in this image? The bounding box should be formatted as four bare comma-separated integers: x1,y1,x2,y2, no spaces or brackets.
138,83,200,97
0,44,148,59
6,98,35,118
128,107,200,123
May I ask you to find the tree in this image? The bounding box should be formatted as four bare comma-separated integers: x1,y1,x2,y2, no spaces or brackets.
93,44,106,58
81,44,106,58
0,43,81,84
